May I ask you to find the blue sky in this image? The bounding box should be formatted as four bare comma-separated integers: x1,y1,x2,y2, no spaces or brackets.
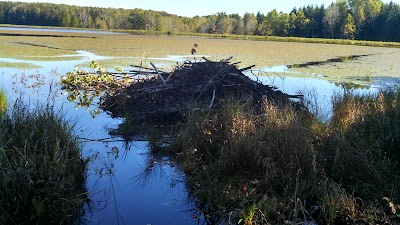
5,0,399,17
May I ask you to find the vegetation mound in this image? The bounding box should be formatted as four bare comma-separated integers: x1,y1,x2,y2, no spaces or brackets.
101,58,299,133
0,100,88,224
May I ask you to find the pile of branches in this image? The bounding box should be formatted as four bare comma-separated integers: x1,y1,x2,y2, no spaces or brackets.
101,57,300,128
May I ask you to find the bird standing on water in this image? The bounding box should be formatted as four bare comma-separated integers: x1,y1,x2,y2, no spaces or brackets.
191,43,198,60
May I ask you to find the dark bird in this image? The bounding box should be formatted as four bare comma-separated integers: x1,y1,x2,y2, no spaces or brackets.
191,43,198,60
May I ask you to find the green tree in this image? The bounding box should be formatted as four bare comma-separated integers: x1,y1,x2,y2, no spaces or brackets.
243,13,257,35
349,0,366,28
95,17,107,29
288,12,297,36
78,8,90,28
323,4,341,37
295,9,310,36
365,0,383,21
342,13,356,39
62,10,71,27
129,9,146,30
277,12,290,36
262,9,280,36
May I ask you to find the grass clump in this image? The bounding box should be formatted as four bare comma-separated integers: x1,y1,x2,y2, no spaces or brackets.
168,89,400,224
0,88,6,111
0,99,88,224
172,97,319,224
321,90,400,200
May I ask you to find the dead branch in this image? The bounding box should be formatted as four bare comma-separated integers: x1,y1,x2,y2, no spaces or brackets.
209,89,216,109
150,62,166,84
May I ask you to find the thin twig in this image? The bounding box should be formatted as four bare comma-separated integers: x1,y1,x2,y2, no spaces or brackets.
195,64,233,102
209,89,216,109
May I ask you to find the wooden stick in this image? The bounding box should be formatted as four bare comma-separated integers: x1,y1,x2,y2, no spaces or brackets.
150,62,166,84
195,65,233,102
209,89,216,109
221,56,233,62
130,64,158,72
239,65,256,71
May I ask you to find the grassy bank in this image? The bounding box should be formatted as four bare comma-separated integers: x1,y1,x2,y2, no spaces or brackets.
0,98,88,224
70,27,400,48
164,89,400,224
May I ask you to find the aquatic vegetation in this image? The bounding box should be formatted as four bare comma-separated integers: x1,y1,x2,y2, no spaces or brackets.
61,62,116,89
61,61,142,113
1,29,399,82
0,99,88,224
0,61,38,69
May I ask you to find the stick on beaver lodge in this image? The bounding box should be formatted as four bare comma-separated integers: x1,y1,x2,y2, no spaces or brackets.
94,57,303,136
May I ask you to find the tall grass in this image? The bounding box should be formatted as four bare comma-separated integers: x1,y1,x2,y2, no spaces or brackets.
173,97,319,223
169,89,400,224
322,90,400,200
0,88,6,111
0,99,88,224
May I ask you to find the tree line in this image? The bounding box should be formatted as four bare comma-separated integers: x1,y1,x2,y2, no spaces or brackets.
0,0,399,42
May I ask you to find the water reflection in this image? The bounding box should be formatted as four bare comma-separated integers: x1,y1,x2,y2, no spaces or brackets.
85,140,195,225
1,66,197,225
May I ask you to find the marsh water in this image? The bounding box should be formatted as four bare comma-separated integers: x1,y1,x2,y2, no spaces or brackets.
1,27,400,224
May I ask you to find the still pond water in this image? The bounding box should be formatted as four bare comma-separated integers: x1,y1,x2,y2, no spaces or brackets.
1,27,399,224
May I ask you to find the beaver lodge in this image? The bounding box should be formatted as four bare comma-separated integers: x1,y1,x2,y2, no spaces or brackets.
61,57,302,137
97,57,302,135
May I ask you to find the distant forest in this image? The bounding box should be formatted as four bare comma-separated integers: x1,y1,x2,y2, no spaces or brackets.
0,0,399,42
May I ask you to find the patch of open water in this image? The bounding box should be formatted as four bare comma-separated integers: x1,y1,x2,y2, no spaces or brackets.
0,58,198,225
